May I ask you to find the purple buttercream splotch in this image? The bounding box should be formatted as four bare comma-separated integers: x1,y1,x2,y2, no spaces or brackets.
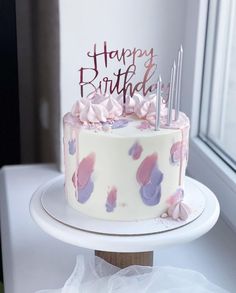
76,178,94,204
111,119,129,129
150,165,163,185
106,187,117,212
68,138,76,155
140,166,163,206
128,142,143,160
136,154,163,206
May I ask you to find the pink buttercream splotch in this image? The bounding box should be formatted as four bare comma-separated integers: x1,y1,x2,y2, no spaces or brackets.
72,152,96,204
136,153,163,206
169,141,188,165
106,186,117,212
77,153,95,189
136,153,157,185
128,142,143,160
136,121,151,130
72,172,76,188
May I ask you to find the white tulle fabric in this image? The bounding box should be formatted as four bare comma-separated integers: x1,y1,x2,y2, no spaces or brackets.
36,255,229,293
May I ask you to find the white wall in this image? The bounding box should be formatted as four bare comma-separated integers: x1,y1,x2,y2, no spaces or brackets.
16,0,188,167
59,0,188,170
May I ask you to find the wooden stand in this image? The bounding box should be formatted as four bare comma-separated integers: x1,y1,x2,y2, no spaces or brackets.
95,250,153,268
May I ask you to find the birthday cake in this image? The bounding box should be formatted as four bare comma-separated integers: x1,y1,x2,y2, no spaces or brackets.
63,43,191,221
63,91,190,221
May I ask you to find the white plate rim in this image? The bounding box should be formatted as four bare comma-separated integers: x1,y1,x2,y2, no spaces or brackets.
40,175,206,236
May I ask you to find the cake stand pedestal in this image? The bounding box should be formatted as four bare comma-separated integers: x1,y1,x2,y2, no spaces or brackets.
30,177,220,268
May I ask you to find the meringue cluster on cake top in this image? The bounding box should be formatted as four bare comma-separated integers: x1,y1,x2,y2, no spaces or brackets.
70,90,167,128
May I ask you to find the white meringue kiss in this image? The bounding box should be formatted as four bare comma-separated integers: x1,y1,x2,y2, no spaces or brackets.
79,101,108,123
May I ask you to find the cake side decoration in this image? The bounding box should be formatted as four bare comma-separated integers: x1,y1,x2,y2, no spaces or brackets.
111,119,129,129
137,153,164,206
68,138,76,155
136,153,158,185
106,186,117,212
128,142,143,160
76,178,94,204
72,153,96,203
170,141,182,165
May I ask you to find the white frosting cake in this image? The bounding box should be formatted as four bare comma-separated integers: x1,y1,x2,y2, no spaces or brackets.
63,93,190,221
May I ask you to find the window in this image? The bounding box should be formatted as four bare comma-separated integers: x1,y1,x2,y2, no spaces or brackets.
200,0,236,170
182,0,236,230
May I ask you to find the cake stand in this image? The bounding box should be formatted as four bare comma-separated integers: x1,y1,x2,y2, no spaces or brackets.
30,176,220,268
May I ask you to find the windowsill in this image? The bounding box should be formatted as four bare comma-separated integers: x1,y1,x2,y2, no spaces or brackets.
156,217,236,292
0,164,235,292
188,137,236,232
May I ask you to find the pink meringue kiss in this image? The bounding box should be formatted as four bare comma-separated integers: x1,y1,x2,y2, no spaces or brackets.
167,200,191,221
79,101,108,123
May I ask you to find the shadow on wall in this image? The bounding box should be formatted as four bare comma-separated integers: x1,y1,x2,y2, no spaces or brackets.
16,0,60,164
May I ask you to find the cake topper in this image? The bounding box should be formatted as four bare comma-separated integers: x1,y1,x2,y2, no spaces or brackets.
76,42,184,128
78,41,157,99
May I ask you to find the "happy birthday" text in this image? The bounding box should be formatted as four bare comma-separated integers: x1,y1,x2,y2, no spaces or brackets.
79,42,157,98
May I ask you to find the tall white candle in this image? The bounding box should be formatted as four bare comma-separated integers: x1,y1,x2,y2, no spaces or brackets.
155,75,162,131
175,45,183,121
167,62,176,125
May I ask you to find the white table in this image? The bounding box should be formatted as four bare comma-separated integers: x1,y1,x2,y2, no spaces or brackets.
1,165,236,293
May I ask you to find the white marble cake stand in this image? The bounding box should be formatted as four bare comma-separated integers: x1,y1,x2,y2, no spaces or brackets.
30,177,220,268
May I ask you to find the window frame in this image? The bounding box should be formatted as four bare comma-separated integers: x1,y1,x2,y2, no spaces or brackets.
182,0,236,231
